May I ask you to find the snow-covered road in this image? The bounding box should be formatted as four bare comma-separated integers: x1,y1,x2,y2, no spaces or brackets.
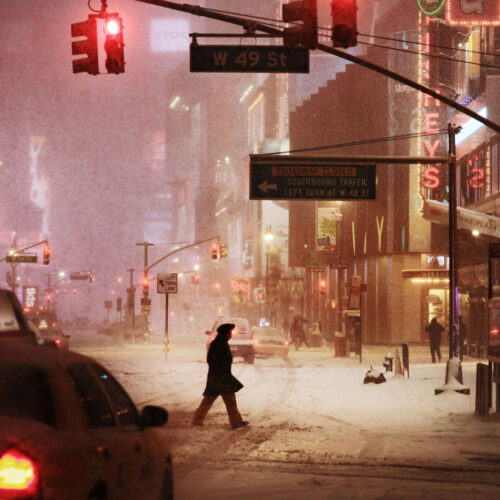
73,332,500,499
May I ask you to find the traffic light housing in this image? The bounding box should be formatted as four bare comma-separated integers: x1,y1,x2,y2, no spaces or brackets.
282,0,318,49
220,244,228,259
71,15,98,75
142,277,150,297
104,14,125,74
331,0,357,48
211,243,220,260
42,246,50,266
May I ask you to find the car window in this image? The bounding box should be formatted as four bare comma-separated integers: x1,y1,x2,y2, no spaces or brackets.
0,290,29,337
67,363,116,428
0,363,56,427
90,364,139,427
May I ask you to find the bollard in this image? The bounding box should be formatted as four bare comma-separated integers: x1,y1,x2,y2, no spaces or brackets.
475,363,490,416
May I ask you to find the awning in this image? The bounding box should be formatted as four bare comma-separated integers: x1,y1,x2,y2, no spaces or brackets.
422,200,500,239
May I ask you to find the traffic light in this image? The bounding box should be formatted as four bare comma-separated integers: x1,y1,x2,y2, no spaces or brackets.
104,14,125,74
331,0,357,48
320,279,327,295
142,277,150,297
71,15,99,75
88,273,94,283
220,244,228,259
211,243,220,260
282,0,318,49
42,246,50,265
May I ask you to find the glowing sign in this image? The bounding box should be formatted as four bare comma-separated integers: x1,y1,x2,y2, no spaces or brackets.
22,286,38,311
416,0,445,16
456,107,487,144
446,0,500,26
422,165,442,189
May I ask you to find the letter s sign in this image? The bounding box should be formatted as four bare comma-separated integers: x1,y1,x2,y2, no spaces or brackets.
422,166,441,189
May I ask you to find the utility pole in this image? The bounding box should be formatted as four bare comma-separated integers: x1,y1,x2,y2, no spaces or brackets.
126,268,135,331
136,241,154,339
136,241,155,277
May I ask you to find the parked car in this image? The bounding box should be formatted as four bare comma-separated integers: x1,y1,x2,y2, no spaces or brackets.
206,317,255,364
0,342,173,500
252,326,289,359
38,325,71,350
0,288,39,345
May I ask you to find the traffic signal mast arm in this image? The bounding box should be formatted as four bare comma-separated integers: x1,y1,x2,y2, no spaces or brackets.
145,235,220,273
134,0,500,134
0,239,49,263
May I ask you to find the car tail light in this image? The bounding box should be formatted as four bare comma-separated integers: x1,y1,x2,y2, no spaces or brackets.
54,338,62,346
0,449,38,495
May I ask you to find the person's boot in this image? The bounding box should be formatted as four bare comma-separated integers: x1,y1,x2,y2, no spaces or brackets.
231,420,249,429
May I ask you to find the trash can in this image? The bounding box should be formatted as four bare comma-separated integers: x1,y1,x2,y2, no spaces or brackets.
334,331,346,357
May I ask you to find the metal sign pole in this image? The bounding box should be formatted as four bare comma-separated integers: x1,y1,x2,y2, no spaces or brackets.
165,293,169,361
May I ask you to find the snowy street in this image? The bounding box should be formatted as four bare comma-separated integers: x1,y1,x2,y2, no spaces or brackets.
73,332,500,499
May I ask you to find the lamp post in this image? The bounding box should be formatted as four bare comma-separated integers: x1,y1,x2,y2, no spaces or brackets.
264,226,274,323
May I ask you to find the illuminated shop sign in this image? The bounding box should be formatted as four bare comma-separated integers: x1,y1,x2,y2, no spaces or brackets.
446,0,500,26
22,286,38,311
416,0,445,16
419,17,446,200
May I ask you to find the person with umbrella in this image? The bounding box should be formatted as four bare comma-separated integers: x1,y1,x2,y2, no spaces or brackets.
192,323,249,429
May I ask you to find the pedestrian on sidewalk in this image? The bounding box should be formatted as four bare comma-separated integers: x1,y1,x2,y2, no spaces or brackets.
291,315,309,350
192,323,249,429
425,317,444,363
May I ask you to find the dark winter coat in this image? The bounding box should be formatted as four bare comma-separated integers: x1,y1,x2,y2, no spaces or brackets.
426,318,444,344
203,335,243,397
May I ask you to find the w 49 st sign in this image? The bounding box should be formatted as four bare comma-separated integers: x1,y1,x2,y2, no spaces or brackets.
190,45,309,73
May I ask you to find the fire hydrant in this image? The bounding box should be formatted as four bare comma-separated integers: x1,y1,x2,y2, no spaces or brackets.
383,352,393,372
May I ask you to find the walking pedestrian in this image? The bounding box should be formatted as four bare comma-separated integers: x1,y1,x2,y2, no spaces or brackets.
192,323,249,429
425,317,444,363
291,315,309,350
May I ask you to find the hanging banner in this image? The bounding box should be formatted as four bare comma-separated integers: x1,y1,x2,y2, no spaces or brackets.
422,199,500,238
317,208,340,251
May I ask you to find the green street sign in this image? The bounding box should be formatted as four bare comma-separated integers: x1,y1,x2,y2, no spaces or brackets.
250,155,376,200
6,254,38,263
190,45,309,73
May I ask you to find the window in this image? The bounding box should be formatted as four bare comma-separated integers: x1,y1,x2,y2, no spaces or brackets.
0,364,56,427
90,364,139,427
67,363,115,428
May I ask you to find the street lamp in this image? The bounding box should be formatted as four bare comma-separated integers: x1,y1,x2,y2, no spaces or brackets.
264,226,274,322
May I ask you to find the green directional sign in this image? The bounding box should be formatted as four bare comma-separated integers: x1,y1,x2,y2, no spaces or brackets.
6,254,37,263
190,45,309,73
250,155,376,200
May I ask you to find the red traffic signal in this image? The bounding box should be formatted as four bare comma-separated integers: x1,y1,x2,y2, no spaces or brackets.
42,246,51,265
71,15,98,75
282,0,317,49
142,277,150,296
211,243,220,260
104,14,125,74
319,279,327,294
331,0,357,48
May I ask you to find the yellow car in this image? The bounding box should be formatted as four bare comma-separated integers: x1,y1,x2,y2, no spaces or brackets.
0,342,173,500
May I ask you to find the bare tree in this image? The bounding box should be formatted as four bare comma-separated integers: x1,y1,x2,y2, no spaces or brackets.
276,268,305,334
